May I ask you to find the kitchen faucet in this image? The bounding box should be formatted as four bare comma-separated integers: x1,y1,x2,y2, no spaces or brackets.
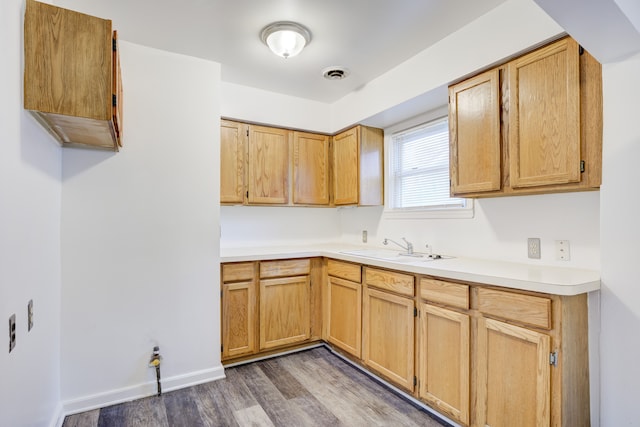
383,237,416,256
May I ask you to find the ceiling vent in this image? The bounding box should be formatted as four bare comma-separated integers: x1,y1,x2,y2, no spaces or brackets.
323,66,350,80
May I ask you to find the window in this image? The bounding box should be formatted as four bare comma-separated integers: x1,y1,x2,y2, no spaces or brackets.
386,117,472,218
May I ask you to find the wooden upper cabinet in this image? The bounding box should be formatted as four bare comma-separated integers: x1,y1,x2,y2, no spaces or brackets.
449,36,602,198
247,125,290,205
449,68,502,194
220,120,247,204
509,38,581,188
332,126,384,206
293,131,330,205
24,0,122,151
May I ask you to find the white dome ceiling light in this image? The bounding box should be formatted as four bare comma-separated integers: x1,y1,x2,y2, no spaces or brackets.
260,22,311,59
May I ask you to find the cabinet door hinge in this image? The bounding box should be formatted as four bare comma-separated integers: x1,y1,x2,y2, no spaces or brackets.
246,129,249,137
413,376,417,387
246,190,249,198
414,307,418,317
549,351,558,367
113,38,117,52
579,45,584,56
113,94,117,107
580,160,585,173
221,345,223,353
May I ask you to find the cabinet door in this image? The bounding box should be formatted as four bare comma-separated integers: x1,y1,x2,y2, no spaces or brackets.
509,37,581,188
476,317,551,427
221,280,256,360
362,287,414,390
260,276,310,349
248,125,290,204
449,68,501,194
332,127,359,205
220,120,246,204
326,276,362,357
418,304,469,424
293,131,330,205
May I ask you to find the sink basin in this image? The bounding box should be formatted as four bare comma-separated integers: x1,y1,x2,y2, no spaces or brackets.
339,249,425,263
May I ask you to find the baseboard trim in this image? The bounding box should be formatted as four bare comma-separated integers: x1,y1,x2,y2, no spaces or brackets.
50,402,65,427
62,364,225,417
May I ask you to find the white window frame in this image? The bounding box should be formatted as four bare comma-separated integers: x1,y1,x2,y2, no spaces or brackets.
383,108,474,219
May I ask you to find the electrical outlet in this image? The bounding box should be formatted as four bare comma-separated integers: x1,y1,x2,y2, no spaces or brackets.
556,240,570,261
528,238,541,259
27,300,34,331
9,314,16,353
362,230,368,243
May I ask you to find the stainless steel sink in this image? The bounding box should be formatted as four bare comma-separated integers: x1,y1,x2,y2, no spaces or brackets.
339,249,425,263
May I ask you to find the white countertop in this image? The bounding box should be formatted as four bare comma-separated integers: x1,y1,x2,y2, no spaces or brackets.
220,243,601,296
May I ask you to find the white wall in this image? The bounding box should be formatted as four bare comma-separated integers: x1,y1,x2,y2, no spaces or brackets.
599,53,640,426
0,0,63,426
60,42,223,412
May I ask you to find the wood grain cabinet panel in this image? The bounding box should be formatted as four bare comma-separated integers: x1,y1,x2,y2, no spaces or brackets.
332,126,384,206
220,120,247,204
260,275,310,350
509,38,581,188
24,0,122,151
362,286,415,391
478,288,551,330
247,125,290,205
449,36,602,198
365,267,414,296
476,317,551,427
325,276,362,357
221,262,257,361
420,278,469,310
293,131,330,205
449,68,502,194
419,303,470,425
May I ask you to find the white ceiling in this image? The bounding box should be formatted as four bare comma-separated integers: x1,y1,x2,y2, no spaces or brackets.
53,0,508,103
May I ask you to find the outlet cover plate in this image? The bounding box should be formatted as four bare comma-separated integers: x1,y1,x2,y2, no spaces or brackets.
528,238,541,259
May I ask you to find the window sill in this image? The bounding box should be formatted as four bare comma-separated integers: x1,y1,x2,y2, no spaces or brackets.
383,202,474,220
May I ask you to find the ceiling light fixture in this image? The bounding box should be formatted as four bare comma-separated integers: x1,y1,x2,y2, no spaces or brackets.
260,21,311,59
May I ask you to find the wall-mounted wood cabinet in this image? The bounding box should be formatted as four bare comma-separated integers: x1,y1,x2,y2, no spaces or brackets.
24,0,122,151
220,120,383,207
449,36,602,198
332,126,384,206
220,121,290,205
293,131,330,205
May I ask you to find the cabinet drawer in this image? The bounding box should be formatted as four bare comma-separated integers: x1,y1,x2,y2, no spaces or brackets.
222,262,255,282
328,259,361,282
365,267,414,297
420,278,469,310
260,259,311,278
478,288,551,329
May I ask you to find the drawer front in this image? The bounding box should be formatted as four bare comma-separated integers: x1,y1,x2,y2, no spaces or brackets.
420,278,469,310
260,259,311,278
328,259,362,282
478,288,551,329
365,267,414,297
222,262,255,282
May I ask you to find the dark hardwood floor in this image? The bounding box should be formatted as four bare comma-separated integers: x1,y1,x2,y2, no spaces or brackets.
63,346,450,426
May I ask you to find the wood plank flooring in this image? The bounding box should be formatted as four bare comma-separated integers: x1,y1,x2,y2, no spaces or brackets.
63,346,450,427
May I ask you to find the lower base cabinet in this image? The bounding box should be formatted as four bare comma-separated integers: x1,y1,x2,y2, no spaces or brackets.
418,303,470,425
222,259,591,427
260,275,311,350
362,285,415,391
221,263,257,360
476,318,551,427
